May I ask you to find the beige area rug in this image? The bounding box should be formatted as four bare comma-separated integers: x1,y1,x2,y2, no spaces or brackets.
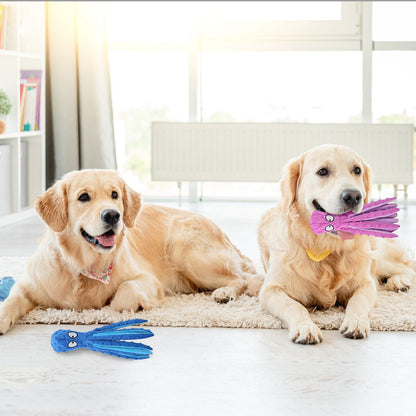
1,257,415,331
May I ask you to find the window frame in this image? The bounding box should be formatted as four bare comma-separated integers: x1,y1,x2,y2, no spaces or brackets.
198,2,361,45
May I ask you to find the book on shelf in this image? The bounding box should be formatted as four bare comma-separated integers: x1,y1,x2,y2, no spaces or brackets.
20,70,42,131
0,3,8,50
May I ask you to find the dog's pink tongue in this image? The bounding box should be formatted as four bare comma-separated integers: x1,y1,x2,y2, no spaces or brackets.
338,230,355,240
96,233,115,247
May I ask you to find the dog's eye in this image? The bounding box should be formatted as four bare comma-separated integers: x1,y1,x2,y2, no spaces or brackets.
317,168,329,177
354,166,361,175
78,193,90,202
111,191,118,199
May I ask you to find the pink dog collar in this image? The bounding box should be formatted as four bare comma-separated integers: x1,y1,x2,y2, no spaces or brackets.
310,198,400,238
80,262,113,284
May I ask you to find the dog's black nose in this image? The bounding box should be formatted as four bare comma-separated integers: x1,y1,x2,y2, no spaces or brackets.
340,189,362,208
101,209,120,227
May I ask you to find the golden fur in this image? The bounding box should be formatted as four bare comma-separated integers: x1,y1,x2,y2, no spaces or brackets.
258,144,416,344
0,170,263,334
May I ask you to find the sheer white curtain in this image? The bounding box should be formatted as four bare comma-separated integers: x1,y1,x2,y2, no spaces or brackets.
45,2,116,185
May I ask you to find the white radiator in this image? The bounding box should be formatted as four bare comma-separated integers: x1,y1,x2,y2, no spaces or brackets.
151,122,414,185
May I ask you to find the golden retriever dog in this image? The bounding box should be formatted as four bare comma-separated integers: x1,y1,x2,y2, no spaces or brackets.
258,144,415,344
0,170,263,334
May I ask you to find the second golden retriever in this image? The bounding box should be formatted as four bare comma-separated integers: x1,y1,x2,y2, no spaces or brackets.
259,144,415,344
0,170,263,334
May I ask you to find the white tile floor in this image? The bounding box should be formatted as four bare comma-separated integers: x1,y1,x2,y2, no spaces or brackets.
1,200,416,416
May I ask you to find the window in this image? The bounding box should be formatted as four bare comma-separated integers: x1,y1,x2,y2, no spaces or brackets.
373,2,416,42
201,51,361,123
108,50,188,195
373,51,416,196
373,52,416,122
107,1,416,200
372,2,416,199
107,2,199,43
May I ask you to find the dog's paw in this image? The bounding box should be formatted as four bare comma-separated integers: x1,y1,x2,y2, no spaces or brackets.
0,314,13,335
212,287,236,304
289,321,322,345
385,275,412,292
110,291,157,312
340,315,369,339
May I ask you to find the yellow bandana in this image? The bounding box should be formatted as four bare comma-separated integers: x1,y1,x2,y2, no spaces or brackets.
305,248,333,262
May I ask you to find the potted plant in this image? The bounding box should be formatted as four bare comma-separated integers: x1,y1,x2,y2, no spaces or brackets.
0,89,12,134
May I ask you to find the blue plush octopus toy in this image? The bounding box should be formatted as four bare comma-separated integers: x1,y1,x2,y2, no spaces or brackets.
51,319,154,360
0,276,16,302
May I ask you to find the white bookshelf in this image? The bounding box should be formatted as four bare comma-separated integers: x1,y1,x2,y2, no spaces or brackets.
0,2,45,226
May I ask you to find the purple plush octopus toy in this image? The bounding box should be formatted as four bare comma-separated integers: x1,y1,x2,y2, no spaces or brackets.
310,197,400,239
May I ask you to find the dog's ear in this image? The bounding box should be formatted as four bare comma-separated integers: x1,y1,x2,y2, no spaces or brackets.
362,160,373,204
280,155,304,210
122,183,142,228
34,181,68,232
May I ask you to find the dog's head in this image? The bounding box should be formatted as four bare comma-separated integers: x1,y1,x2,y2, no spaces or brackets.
280,144,373,239
35,170,142,253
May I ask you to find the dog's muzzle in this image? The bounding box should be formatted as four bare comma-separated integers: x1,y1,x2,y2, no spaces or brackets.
81,209,121,250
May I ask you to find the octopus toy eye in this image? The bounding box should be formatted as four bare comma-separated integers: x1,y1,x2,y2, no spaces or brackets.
68,332,78,338
325,225,334,232
325,215,334,222
68,341,78,348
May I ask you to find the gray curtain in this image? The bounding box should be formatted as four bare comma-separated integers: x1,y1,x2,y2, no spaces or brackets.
45,2,116,186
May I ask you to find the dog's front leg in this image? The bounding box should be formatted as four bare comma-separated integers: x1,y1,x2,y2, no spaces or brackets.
110,273,164,312
0,281,35,334
260,283,322,344
260,257,322,344
340,278,376,339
